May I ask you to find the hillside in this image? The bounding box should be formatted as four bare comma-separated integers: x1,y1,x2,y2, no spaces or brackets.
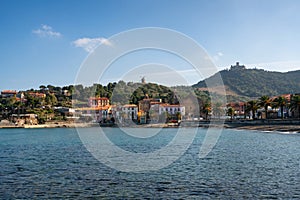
193,63,300,99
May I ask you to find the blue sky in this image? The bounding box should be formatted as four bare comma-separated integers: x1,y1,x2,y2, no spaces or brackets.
1,0,300,90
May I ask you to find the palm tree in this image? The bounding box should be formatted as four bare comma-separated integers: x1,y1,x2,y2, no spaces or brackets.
176,112,182,121
272,96,287,119
202,103,211,120
213,102,224,119
290,95,300,118
227,107,235,120
39,85,46,91
258,96,272,119
246,100,258,119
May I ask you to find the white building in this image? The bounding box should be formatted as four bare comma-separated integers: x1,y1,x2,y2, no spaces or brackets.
156,104,185,116
121,104,138,120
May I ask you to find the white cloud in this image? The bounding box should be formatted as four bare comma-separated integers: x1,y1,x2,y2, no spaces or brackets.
72,37,112,53
32,24,62,38
217,52,223,57
212,52,224,62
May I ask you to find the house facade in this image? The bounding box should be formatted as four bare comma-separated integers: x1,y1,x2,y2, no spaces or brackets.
76,106,112,122
28,92,46,98
121,104,138,120
158,104,185,116
227,102,246,118
138,98,162,113
75,97,112,122
1,90,17,98
88,97,109,107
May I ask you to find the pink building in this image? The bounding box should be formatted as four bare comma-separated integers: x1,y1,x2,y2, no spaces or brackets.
88,97,109,107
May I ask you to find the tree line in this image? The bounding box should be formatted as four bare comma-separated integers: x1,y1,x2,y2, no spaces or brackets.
227,95,300,120
2,81,299,123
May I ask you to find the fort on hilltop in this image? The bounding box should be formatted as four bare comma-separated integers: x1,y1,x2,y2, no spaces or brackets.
230,62,246,71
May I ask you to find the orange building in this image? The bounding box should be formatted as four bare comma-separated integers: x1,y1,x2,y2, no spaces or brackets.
227,102,246,117
28,92,46,98
88,97,110,107
1,90,17,98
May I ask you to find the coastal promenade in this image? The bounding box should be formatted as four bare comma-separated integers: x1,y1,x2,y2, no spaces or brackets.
1,119,300,133
0,121,93,129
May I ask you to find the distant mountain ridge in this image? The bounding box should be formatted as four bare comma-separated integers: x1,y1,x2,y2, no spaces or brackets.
192,62,300,98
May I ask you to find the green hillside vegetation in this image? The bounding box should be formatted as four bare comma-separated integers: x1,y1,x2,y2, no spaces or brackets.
111,81,179,105
1,81,213,123
193,66,300,98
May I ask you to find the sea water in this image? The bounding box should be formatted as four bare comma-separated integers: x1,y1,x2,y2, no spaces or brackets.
1,127,300,199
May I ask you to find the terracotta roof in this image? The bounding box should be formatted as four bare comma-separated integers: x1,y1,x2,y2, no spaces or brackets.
271,94,291,101
123,104,137,108
1,90,17,94
89,97,109,100
28,92,46,97
76,105,111,111
159,104,182,107
150,102,162,105
227,102,246,107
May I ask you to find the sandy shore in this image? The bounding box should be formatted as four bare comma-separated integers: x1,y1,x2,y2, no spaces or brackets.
225,124,300,133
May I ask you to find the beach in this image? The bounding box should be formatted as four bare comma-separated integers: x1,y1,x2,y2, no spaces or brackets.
226,124,300,133
224,119,300,133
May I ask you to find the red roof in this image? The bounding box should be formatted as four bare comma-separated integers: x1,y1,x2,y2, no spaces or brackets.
227,102,246,107
150,102,162,105
159,104,182,107
1,90,17,94
123,104,137,108
28,92,46,97
77,105,111,111
89,97,109,100
271,94,291,101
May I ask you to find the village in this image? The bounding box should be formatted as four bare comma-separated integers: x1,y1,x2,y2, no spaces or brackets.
0,88,186,127
0,84,299,128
